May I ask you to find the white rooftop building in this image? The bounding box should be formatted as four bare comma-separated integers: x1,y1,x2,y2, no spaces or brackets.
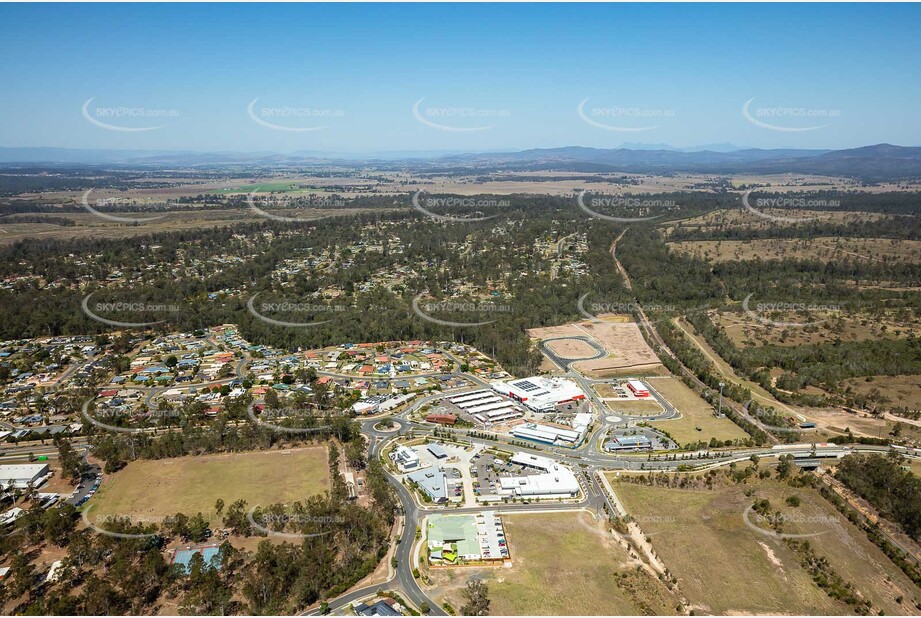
491,376,585,412
393,445,420,471
499,453,580,499
0,463,49,490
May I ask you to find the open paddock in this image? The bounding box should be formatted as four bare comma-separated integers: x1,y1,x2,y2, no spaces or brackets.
648,377,750,445
88,447,329,526
423,511,679,615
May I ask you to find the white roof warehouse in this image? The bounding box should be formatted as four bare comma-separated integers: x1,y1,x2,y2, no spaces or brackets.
490,376,585,412
498,453,580,498
0,463,50,489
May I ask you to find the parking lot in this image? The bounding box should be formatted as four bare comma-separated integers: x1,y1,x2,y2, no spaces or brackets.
470,451,545,501
67,463,102,507
604,427,676,452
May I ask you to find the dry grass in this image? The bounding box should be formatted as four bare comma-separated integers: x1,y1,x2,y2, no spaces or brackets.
613,478,921,615
662,208,897,237
0,208,375,245
423,511,678,615
647,377,750,445
840,375,921,410
668,237,921,264
88,447,329,526
714,309,921,349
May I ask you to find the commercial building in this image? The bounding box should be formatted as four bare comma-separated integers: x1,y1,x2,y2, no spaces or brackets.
605,434,653,451
0,463,49,489
511,422,581,446
490,376,585,412
474,407,523,424
425,412,458,425
498,453,580,498
447,390,495,406
392,445,420,471
352,392,417,415
626,380,650,398
426,442,448,459
353,600,404,617
407,468,447,503
427,512,507,563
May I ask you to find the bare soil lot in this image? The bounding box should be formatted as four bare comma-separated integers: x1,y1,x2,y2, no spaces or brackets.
529,318,662,377
545,338,598,359
803,406,921,442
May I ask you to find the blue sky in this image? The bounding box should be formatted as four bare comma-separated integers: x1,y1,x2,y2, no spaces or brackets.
1,3,919,153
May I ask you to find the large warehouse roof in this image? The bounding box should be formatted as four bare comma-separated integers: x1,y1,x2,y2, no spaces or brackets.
490,376,585,411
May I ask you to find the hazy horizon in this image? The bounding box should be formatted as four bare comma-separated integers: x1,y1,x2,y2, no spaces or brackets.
2,3,920,154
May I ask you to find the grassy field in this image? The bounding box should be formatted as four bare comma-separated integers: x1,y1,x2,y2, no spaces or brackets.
209,181,324,194
662,209,896,236
840,374,921,410
715,309,921,349
424,511,678,615
89,447,329,526
647,376,750,445
613,478,921,615
668,237,921,265
0,208,372,245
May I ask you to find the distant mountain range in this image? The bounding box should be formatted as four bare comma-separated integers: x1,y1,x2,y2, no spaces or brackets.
1,143,920,181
